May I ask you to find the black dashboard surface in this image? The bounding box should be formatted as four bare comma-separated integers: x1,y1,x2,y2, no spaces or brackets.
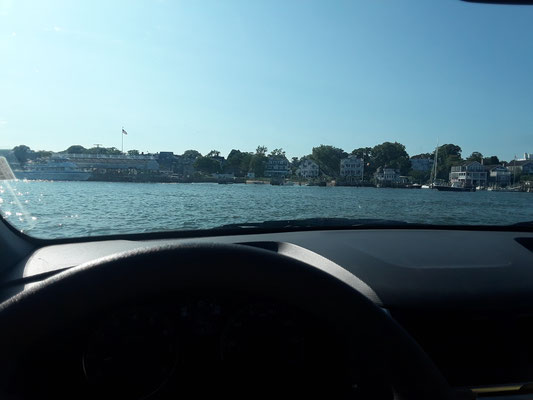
5,229,533,310
2,228,533,389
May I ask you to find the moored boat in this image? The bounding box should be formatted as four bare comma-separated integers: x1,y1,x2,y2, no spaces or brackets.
435,182,476,192
13,158,91,181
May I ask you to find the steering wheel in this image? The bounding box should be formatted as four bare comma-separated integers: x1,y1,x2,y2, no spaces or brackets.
0,243,454,399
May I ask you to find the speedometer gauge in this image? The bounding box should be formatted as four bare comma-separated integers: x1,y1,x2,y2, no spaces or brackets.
82,307,178,399
221,303,306,365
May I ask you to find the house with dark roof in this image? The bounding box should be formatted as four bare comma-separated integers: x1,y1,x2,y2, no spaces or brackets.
374,166,404,184
488,165,511,186
297,159,319,178
449,161,487,187
507,160,533,175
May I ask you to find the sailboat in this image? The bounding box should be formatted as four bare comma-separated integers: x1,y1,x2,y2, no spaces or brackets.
421,143,439,189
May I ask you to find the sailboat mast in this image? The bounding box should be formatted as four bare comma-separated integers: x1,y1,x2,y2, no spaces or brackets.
432,141,439,185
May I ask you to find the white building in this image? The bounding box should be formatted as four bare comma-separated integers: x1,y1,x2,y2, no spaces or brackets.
449,161,488,187
374,167,402,184
297,159,319,178
340,155,364,182
264,156,291,178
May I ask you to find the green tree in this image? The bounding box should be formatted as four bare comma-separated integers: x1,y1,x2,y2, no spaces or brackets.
250,156,267,177
240,153,253,175
102,147,123,155
127,149,140,156
520,174,533,183
435,144,462,180
408,169,431,184
182,150,202,159
371,142,410,175
351,147,374,179
194,156,221,174
64,145,87,154
269,148,286,158
34,150,53,159
466,152,483,163
86,147,103,154
255,146,268,156
290,157,300,175
351,147,373,163
207,150,221,157
411,153,433,159
483,155,500,165
242,145,269,177
12,145,31,164
225,149,252,176
311,145,347,178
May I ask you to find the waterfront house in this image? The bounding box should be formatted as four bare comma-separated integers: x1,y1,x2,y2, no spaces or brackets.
449,161,488,187
340,155,364,182
374,166,401,184
264,156,291,178
64,153,159,175
507,160,533,175
297,159,319,178
410,157,434,172
488,166,511,187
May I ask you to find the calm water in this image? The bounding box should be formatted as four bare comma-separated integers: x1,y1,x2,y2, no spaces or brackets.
0,180,532,239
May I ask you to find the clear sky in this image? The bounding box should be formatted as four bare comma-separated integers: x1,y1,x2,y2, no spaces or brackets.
1,0,532,161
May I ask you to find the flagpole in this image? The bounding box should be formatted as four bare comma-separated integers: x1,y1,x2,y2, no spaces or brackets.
122,126,124,154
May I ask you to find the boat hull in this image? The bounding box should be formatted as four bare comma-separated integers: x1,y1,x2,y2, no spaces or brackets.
435,185,475,192
14,171,92,181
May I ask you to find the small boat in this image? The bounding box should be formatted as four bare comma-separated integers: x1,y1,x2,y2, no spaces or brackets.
435,182,475,192
487,186,522,192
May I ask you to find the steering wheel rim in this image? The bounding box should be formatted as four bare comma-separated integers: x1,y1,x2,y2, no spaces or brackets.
0,243,454,399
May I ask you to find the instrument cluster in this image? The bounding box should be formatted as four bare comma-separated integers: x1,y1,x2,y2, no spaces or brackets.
82,296,342,399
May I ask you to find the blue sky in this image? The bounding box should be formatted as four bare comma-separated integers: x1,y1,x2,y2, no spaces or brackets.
1,0,532,161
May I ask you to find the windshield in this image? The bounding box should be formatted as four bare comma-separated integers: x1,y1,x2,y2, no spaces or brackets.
1,0,532,239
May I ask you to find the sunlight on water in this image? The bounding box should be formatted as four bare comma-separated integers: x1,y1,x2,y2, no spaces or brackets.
0,180,532,239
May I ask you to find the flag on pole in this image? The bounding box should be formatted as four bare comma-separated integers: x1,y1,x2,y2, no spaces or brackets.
122,128,128,135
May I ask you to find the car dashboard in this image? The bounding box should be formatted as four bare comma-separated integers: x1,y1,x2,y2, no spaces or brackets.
1,227,533,399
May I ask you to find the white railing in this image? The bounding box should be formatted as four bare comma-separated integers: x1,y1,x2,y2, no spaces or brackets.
61,154,156,160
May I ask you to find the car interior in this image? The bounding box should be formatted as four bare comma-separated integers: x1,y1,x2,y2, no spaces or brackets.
1,217,533,399
2,0,533,399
